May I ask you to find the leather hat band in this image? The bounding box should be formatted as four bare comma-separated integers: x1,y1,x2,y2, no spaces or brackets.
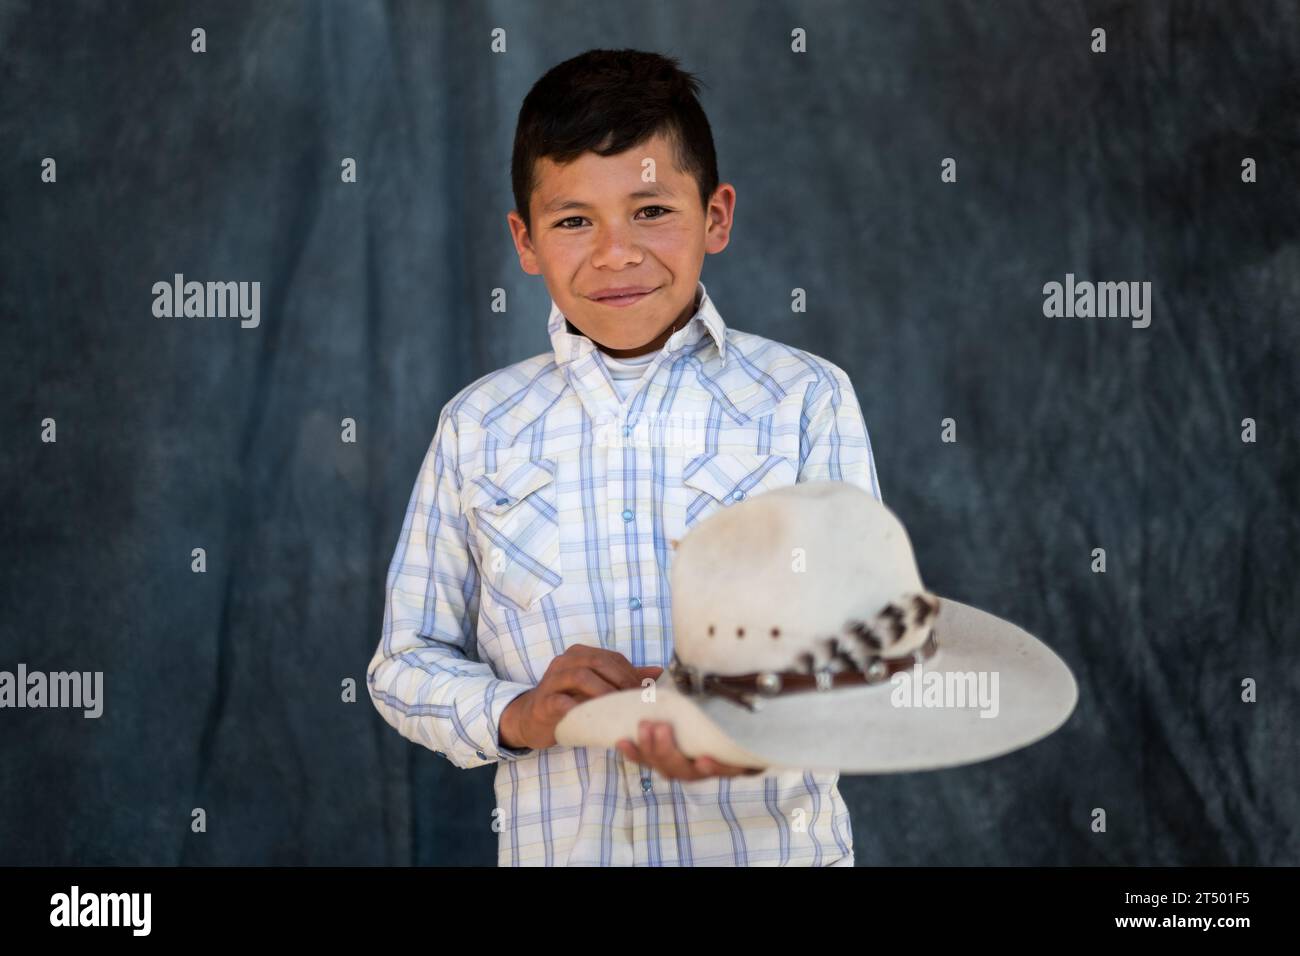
668,629,940,712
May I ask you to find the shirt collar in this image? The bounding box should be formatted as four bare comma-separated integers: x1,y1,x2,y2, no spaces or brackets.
547,280,728,369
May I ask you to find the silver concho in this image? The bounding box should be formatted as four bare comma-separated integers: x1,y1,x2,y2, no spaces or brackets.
756,672,783,695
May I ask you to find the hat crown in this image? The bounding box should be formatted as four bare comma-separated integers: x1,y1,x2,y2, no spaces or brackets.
669,481,935,677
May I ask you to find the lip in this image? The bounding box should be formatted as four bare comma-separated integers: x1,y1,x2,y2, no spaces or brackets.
589,287,658,308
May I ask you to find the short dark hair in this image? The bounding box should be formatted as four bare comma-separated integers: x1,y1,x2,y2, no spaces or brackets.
511,48,719,234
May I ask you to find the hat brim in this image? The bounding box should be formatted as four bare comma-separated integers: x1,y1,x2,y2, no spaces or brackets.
553,597,1078,774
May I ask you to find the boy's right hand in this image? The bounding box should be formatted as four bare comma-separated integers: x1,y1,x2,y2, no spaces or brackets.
499,645,662,751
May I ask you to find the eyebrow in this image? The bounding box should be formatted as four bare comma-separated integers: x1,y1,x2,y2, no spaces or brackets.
541,186,675,215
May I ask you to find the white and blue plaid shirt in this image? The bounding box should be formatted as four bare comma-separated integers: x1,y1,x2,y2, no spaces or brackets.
368,281,882,866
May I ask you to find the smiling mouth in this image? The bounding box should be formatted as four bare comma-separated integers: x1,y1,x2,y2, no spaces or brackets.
591,288,657,307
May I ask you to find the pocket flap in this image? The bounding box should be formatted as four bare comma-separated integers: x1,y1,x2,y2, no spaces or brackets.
464,457,557,515
682,452,796,504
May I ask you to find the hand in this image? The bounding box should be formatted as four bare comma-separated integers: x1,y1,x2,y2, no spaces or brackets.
500,644,662,751
617,720,765,780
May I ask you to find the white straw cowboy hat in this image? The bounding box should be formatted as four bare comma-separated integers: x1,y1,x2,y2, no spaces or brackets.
554,481,1078,773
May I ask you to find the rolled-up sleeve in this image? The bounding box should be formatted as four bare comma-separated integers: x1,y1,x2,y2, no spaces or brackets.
796,362,883,502
367,403,536,768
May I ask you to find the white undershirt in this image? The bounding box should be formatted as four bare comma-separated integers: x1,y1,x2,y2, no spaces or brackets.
598,348,657,401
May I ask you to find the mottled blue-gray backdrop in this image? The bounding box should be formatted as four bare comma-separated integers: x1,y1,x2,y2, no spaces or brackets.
1,0,1297,865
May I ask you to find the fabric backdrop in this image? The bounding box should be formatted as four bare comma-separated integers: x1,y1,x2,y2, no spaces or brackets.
1,0,1296,865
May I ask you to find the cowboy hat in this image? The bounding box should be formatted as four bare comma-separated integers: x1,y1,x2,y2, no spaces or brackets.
553,480,1078,773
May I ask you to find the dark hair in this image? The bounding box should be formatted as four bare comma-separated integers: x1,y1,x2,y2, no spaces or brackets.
511,48,719,233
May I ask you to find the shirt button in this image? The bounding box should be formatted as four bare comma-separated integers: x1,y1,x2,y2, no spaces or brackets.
731,490,745,501
629,597,641,610
641,779,653,792
476,750,486,760
495,497,509,506
621,509,634,522
623,425,632,437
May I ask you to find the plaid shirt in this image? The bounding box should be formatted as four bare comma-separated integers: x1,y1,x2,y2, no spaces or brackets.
368,281,882,866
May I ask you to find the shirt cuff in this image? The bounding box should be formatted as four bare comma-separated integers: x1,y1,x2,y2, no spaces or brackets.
480,680,536,763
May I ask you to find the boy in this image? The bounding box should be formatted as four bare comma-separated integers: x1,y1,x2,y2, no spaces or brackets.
367,48,881,866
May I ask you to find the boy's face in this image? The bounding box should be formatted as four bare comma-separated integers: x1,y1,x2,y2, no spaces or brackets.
508,131,735,358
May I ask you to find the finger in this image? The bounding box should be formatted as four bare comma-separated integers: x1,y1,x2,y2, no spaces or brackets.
592,648,663,687
695,757,756,777
559,648,647,691
629,729,670,778
589,650,657,690
549,667,623,700
635,721,666,774
643,721,705,780
616,739,645,765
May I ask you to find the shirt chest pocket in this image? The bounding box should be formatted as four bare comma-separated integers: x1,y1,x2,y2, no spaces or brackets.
462,457,562,613
672,451,800,537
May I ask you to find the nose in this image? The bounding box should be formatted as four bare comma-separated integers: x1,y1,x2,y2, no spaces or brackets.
589,220,643,269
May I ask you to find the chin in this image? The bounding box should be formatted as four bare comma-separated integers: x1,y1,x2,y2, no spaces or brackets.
598,332,648,350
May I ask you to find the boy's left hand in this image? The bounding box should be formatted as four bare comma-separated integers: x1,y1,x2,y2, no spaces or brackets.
617,720,765,779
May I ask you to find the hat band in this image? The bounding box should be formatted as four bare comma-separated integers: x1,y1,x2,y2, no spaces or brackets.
667,628,940,713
